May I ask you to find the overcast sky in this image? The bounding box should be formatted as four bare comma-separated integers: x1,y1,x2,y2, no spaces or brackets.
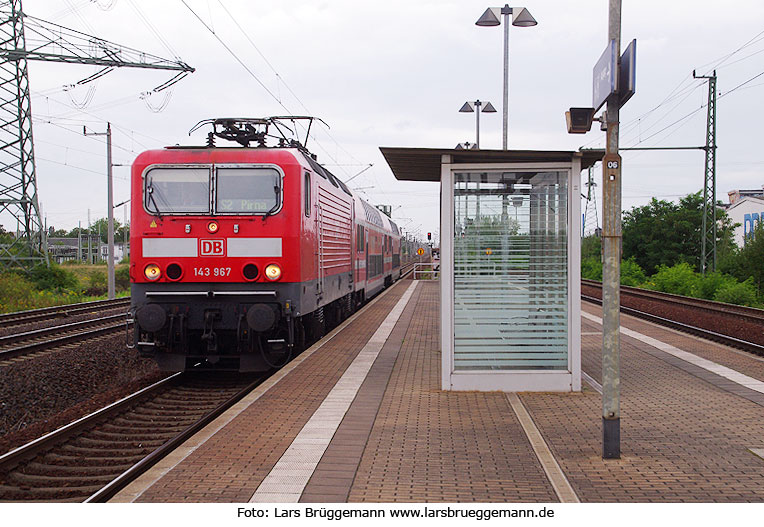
14,0,764,243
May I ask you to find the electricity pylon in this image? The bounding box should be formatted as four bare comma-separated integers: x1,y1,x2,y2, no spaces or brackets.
0,0,193,271
694,69,717,274
583,166,599,237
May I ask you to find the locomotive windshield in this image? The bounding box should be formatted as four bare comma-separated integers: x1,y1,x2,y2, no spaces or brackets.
144,167,210,214
216,167,281,214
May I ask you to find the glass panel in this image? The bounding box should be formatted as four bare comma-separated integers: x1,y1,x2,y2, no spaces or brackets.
216,167,281,214
453,171,568,371
145,167,210,214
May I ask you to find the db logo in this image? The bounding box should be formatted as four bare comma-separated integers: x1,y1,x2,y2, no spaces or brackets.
200,239,226,256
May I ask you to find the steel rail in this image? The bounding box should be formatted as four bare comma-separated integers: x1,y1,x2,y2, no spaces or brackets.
0,298,130,326
582,278,764,321
85,374,264,503
582,294,764,357
0,316,127,361
0,314,125,347
0,374,182,472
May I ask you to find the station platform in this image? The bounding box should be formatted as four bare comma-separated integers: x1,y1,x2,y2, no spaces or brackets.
112,277,764,503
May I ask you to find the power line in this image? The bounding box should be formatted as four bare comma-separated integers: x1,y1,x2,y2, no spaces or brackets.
180,1,369,182
627,67,764,148
127,0,182,61
215,1,366,174
32,90,175,148
179,0,283,104
581,28,764,150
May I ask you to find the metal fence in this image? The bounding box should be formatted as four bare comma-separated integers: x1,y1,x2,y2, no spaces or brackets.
413,262,440,280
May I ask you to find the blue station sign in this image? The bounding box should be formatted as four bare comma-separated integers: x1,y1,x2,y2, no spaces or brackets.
592,40,617,111
618,39,637,107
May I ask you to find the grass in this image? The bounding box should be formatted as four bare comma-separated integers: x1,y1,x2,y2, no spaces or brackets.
0,262,130,314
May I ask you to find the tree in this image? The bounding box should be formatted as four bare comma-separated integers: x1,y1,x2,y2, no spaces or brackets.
723,222,764,296
621,191,734,275
86,217,129,244
581,234,601,260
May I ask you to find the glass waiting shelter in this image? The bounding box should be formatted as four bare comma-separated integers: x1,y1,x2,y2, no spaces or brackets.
381,148,601,392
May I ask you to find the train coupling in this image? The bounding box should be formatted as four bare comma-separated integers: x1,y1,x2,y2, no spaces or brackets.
201,309,221,353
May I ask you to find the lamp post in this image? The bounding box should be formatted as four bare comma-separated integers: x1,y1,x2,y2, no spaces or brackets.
459,100,497,148
476,5,537,149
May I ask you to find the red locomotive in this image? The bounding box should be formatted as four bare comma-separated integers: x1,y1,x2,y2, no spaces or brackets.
129,117,404,372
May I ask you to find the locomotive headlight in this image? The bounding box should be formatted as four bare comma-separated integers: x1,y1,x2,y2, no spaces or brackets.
144,263,162,281
207,221,219,233
264,264,282,281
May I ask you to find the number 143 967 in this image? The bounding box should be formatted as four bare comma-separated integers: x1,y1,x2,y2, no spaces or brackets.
193,267,231,277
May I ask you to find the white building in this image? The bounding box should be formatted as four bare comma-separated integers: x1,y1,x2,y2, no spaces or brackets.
726,186,764,246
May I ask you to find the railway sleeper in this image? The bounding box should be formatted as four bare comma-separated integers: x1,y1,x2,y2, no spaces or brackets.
124,407,214,419
112,409,202,420
166,385,247,394
88,429,180,442
42,451,147,467
110,416,196,428
8,470,115,487
71,436,167,449
139,400,222,411
0,482,103,501
150,392,231,402
100,422,189,434
24,461,134,476
60,443,153,457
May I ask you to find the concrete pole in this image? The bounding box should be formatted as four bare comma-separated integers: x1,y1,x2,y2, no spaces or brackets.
87,209,91,264
602,0,622,459
502,7,510,149
475,100,481,148
106,123,115,299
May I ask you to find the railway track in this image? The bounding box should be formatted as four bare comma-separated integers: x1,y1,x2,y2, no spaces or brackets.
0,298,130,329
0,314,127,363
0,372,262,502
0,270,420,502
581,279,764,356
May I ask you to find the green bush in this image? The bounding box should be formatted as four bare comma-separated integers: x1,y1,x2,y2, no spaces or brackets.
0,272,86,313
581,256,645,286
620,257,646,287
0,272,35,311
28,263,80,292
581,235,601,260
713,278,759,307
581,256,602,281
696,271,737,301
643,262,700,297
115,265,130,291
86,270,107,296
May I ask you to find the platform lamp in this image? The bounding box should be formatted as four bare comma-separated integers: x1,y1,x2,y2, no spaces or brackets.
459,100,497,148
476,5,537,149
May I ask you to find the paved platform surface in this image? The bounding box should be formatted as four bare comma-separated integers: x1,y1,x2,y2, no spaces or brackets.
113,278,764,503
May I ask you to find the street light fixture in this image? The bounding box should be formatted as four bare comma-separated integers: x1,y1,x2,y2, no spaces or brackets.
459,99,497,148
476,5,537,149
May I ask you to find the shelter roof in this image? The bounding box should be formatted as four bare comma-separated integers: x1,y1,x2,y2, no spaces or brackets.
380,147,604,182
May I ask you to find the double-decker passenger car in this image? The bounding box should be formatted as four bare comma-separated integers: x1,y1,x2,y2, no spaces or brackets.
130,117,401,371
